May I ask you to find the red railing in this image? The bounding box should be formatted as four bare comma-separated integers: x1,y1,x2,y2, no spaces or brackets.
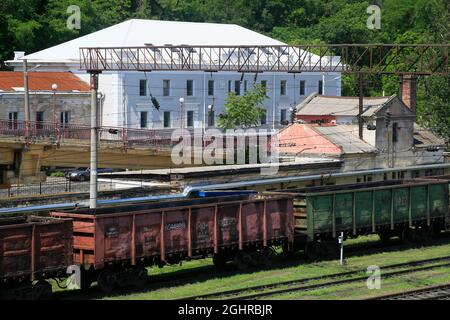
0,119,175,149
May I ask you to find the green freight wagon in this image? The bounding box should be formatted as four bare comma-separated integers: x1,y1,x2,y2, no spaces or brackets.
275,179,449,259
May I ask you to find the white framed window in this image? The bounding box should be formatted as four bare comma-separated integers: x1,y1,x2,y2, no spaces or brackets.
208,80,214,96
187,110,194,127
163,111,171,128
163,80,170,96
139,79,147,96
300,80,306,95
186,80,194,96
140,111,148,128
280,80,287,96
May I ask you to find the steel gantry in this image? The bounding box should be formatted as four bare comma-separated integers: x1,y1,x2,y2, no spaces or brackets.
80,44,449,74
79,43,449,209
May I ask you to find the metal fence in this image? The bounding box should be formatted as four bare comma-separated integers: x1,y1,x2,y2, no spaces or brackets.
0,178,116,199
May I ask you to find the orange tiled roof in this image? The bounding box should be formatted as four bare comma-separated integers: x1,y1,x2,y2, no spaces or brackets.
0,72,90,92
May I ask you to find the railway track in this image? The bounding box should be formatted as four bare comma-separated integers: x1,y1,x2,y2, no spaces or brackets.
179,256,450,300
370,283,450,300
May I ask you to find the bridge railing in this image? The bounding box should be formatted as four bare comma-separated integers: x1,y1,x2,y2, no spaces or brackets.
0,119,176,149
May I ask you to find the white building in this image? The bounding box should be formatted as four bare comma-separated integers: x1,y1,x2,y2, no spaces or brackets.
6,19,342,129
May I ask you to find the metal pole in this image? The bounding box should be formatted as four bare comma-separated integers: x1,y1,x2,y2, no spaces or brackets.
358,72,364,140
89,72,99,209
339,232,344,265
322,73,325,95
23,59,30,145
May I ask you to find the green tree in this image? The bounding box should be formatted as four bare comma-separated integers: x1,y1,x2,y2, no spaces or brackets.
218,85,267,129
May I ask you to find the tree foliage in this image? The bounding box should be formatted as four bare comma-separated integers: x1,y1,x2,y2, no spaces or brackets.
218,85,267,129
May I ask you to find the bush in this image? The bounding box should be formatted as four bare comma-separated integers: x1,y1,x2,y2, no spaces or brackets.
50,171,66,178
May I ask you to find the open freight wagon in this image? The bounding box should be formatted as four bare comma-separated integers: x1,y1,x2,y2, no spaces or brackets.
274,179,450,259
51,194,293,292
0,216,73,299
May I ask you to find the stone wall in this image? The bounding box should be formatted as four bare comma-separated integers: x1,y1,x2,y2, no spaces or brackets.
0,92,91,125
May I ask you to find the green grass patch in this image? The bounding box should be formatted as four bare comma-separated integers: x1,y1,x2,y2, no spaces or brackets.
99,235,450,300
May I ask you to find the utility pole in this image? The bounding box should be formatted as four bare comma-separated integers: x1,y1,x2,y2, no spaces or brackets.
89,72,99,210
358,72,364,140
23,59,30,146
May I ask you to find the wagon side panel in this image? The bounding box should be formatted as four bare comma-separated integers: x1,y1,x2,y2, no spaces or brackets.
0,225,32,279
191,207,215,253
217,204,239,247
355,191,373,229
241,201,264,244
134,213,161,259
163,209,189,255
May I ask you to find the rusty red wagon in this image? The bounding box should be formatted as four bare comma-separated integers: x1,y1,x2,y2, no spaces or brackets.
51,194,294,292
0,216,73,299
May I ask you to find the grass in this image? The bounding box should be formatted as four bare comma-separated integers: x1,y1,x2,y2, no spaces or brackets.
93,234,450,300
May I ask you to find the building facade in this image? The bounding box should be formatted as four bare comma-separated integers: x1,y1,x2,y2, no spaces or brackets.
5,19,342,129
0,72,91,125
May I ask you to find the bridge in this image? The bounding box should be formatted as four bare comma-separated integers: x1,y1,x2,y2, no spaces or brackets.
0,119,177,184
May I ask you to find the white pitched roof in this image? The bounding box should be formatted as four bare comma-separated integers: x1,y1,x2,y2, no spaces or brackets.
18,19,285,63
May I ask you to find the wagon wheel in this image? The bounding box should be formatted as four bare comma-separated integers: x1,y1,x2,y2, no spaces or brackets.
419,226,433,243
134,266,148,288
97,270,116,293
305,241,320,260
261,247,276,267
401,228,416,244
32,280,52,300
213,253,227,270
378,231,391,244
234,251,252,272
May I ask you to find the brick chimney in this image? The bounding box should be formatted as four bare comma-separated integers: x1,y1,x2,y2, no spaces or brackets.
399,74,417,113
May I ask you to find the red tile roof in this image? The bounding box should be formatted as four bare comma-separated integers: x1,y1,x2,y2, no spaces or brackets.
0,72,90,92
277,123,342,155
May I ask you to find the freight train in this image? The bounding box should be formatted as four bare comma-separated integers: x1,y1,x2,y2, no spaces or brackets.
0,178,448,299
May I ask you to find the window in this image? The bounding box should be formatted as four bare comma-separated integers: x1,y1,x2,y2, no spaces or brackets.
139,79,147,96
60,111,70,127
36,112,44,122
163,111,171,128
280,109,287,123
163,80,170,96
36,111,44,129
208,80,214,96
187,110,194,127
234,80,241,95
8,112,18,129
244,80,248,93
186,80,194,96
140,111,148,128
261,80,267,93
300,80,306,95
260,113,267,125
393,122,398,143
318,80,323,95
208,110,215,127
228,80,232,92
280,80,287,96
